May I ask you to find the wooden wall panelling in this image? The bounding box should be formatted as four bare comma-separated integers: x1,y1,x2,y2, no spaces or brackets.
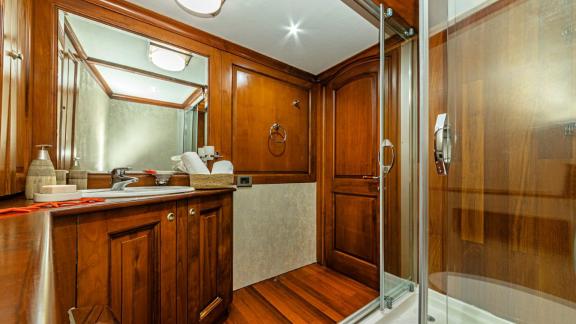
222,52,316,184
315,83,325,264
0,0,31,195
31,0,314,173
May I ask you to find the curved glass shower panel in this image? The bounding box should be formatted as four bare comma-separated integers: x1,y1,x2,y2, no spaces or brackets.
427,0,576,323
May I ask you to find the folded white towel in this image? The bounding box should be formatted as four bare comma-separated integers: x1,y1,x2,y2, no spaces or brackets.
181,152,210,175
211,160,234,174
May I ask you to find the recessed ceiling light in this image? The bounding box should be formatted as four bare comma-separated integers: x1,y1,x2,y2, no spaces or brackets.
286,22,302,38
149,43,191,72
175,0,225,17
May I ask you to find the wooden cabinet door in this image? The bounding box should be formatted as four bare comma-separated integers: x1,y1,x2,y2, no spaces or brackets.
188,194,233,324
77,202,178,324
324,58,381,289
0,0,30,196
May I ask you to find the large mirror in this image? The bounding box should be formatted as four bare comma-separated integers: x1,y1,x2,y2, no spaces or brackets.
57,11,208,172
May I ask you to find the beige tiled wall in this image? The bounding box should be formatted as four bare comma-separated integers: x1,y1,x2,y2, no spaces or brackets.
232,183,317,290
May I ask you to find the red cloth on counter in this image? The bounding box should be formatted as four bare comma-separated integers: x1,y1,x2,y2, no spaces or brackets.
0,198,105,217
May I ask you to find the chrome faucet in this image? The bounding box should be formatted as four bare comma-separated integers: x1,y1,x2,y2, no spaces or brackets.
110,167,139,191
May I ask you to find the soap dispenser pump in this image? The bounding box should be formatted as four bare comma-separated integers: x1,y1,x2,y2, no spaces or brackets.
25,145,57,200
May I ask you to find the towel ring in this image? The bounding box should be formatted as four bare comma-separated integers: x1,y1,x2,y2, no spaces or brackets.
269,123,287,144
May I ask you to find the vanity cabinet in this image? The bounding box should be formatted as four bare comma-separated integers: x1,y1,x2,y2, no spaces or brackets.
76,202,178,324
57,191,234,324
186,195,233,324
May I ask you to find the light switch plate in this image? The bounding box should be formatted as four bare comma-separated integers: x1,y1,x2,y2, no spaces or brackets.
237,175,252,187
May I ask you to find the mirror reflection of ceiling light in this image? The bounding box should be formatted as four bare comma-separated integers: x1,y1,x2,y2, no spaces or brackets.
175,0,225,17
149,43,191,72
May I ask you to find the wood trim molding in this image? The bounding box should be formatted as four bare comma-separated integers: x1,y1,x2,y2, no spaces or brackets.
110,94,184,109
86,56,205,89
63,20,113,96
182,88,203,108
316,35,404,83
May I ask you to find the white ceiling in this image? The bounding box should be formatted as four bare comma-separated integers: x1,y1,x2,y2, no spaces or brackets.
126,0,379,75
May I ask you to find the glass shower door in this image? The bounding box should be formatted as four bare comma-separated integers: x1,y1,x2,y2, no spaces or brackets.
426,0,576,323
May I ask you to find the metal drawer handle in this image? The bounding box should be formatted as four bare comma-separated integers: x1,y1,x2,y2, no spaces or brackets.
269,123,287,144
167,213,175,222
189,208,196,216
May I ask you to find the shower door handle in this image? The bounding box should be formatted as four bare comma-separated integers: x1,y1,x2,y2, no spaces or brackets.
381,139,395,175
434,113,451,176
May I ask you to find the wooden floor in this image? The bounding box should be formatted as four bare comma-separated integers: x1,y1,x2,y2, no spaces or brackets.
225,264,378,324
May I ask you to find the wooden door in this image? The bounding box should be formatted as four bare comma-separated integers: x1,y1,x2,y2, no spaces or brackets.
188,194,233,324
324,58,380,289
324,50,400,289
77,202,178,324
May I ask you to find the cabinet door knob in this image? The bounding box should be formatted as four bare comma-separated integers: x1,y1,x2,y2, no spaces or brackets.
189,208,196,216
167,213,175,222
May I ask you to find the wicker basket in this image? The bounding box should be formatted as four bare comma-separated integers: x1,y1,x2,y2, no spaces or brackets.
189,174,234,189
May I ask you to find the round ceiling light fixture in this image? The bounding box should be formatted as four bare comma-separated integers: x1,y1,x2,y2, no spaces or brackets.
149,44,191,72
175,0,225,18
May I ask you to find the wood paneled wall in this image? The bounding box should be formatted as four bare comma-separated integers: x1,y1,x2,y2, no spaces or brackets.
428,0,576,309
0,0,31,196
222,53,315,183
29,0,317,185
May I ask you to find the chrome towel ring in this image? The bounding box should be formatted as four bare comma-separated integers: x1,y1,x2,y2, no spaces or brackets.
269,123,287,144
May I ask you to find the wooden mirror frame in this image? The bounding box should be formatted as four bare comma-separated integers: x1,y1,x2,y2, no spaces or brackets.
31,0,224,177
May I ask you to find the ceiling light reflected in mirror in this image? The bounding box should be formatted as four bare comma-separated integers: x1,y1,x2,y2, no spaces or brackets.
149,43,191,72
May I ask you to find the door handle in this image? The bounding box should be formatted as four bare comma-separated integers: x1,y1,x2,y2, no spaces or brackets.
434,113,452,176
381,139,396,175
7,51,23,60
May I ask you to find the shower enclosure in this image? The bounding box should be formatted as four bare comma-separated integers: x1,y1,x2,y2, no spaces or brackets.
421,0,576,323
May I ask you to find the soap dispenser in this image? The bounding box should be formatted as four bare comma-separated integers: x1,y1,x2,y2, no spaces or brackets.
25,145,57,200
68,157,88,190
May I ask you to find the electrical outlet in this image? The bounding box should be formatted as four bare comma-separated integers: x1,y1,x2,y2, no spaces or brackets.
237,175,252,187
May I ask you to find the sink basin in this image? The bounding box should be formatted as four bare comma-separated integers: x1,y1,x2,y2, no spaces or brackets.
80,186,195,198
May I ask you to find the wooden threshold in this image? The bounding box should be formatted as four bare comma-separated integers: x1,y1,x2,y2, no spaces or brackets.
225,264,378,323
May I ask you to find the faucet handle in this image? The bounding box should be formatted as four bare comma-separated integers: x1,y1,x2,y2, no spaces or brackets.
111,167,131,176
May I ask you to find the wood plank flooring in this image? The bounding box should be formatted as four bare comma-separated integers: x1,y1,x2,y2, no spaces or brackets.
225,264,378,323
